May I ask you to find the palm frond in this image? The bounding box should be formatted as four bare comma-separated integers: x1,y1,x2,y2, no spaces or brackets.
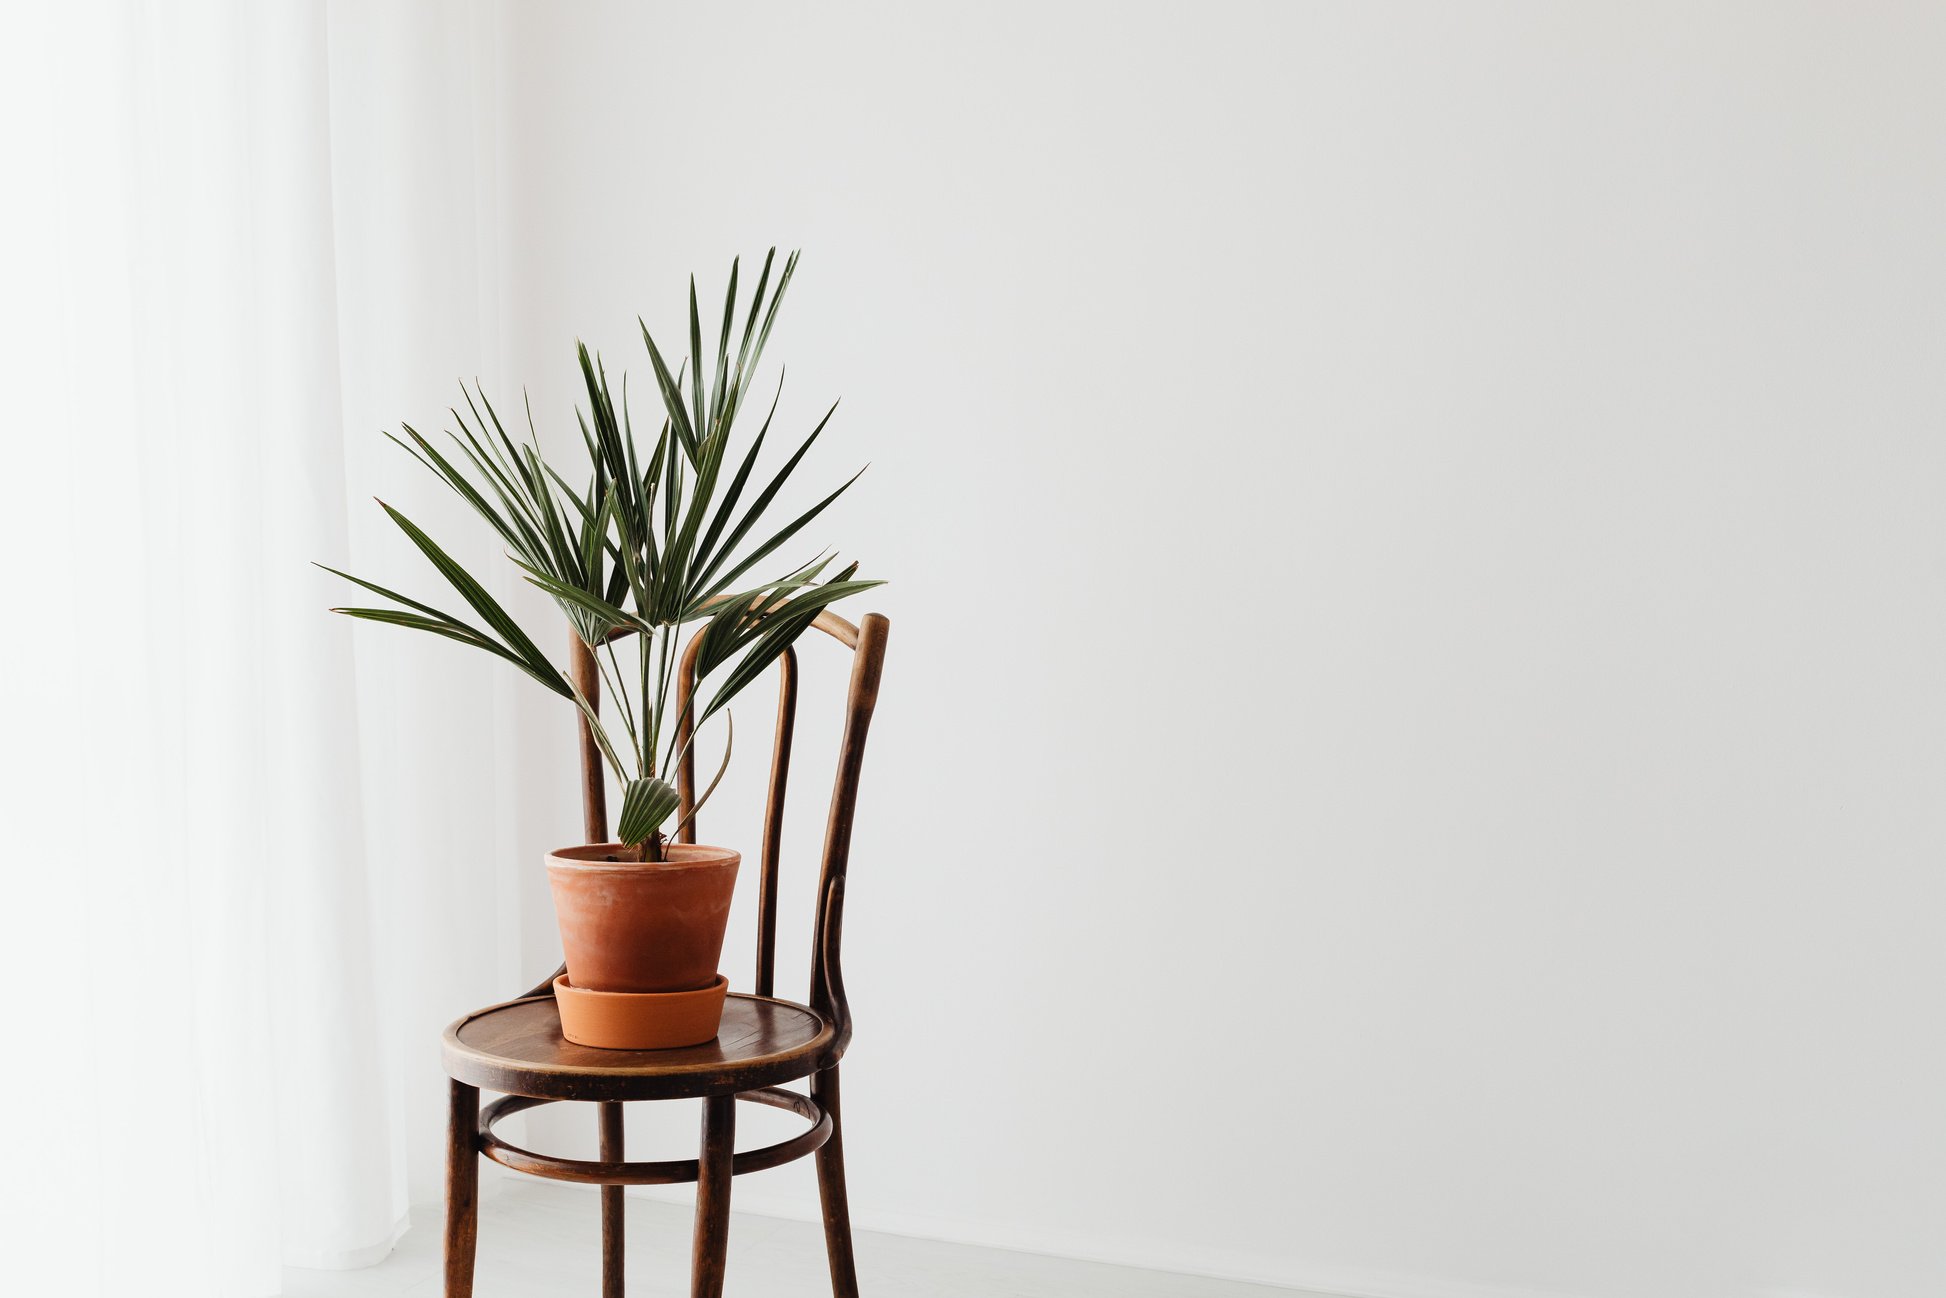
320,249,879,852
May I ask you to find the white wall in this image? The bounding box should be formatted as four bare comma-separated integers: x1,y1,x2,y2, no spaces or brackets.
475,4,1946,1297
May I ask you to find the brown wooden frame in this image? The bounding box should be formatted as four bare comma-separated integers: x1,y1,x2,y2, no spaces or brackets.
440,611,889,1297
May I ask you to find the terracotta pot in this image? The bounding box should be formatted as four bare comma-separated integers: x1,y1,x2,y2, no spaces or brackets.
554,973,730,1050
545,843,741,993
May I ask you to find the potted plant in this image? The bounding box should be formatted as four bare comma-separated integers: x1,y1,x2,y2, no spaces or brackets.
320,249,879,1047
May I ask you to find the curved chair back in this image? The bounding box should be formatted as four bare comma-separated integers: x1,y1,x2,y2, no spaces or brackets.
567,612,890,1052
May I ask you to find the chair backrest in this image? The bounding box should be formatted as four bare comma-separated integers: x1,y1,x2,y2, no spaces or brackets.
566,612,890,1051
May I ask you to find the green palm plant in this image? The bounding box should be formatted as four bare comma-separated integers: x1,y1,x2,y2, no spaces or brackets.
321,249,880,862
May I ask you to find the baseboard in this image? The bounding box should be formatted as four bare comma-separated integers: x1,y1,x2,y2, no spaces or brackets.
484,1163,1836,1298
734,1191,1588,1298
517,1172,1591,1298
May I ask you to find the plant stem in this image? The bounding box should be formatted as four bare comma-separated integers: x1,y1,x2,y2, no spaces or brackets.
643,624,661,771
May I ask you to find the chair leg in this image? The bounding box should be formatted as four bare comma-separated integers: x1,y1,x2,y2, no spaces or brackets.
444,1079,480,1298
812,1066,861,1298
690,1094,735,1298
601,1101,626,1298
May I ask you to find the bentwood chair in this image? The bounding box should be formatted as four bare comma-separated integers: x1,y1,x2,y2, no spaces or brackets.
440,611,890,1297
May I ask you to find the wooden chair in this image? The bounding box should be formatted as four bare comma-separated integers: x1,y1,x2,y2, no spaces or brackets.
440,611,890,1297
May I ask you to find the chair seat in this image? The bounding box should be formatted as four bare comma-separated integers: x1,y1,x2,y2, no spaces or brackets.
443,992,836,1102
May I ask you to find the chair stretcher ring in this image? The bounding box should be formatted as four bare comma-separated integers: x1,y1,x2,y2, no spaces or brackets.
477,1087,832,1186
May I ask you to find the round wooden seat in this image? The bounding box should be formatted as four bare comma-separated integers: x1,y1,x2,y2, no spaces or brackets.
443,992,837,1102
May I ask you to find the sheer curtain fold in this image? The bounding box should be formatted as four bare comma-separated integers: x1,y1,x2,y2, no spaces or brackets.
1,3,518,1294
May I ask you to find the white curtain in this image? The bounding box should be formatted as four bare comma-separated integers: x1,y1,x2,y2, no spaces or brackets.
0,4,536,1294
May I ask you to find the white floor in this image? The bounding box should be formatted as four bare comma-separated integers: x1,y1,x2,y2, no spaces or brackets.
283,1181,1318,1298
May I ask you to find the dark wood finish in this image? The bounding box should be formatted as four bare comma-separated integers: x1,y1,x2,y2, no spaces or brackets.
674,642,800,997
444,1079,480,1298
571,636,608,845
814,1065,860,1298
691,1094,735,1298
506,638,610,1003
444,992,833,1102
811,615,887,1051
440,610,889,1296
600,1101,625,1298
756,648,797,996
476,1088,831,1185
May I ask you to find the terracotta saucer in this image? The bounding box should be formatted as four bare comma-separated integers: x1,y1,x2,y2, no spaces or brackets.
553,973,729,1050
